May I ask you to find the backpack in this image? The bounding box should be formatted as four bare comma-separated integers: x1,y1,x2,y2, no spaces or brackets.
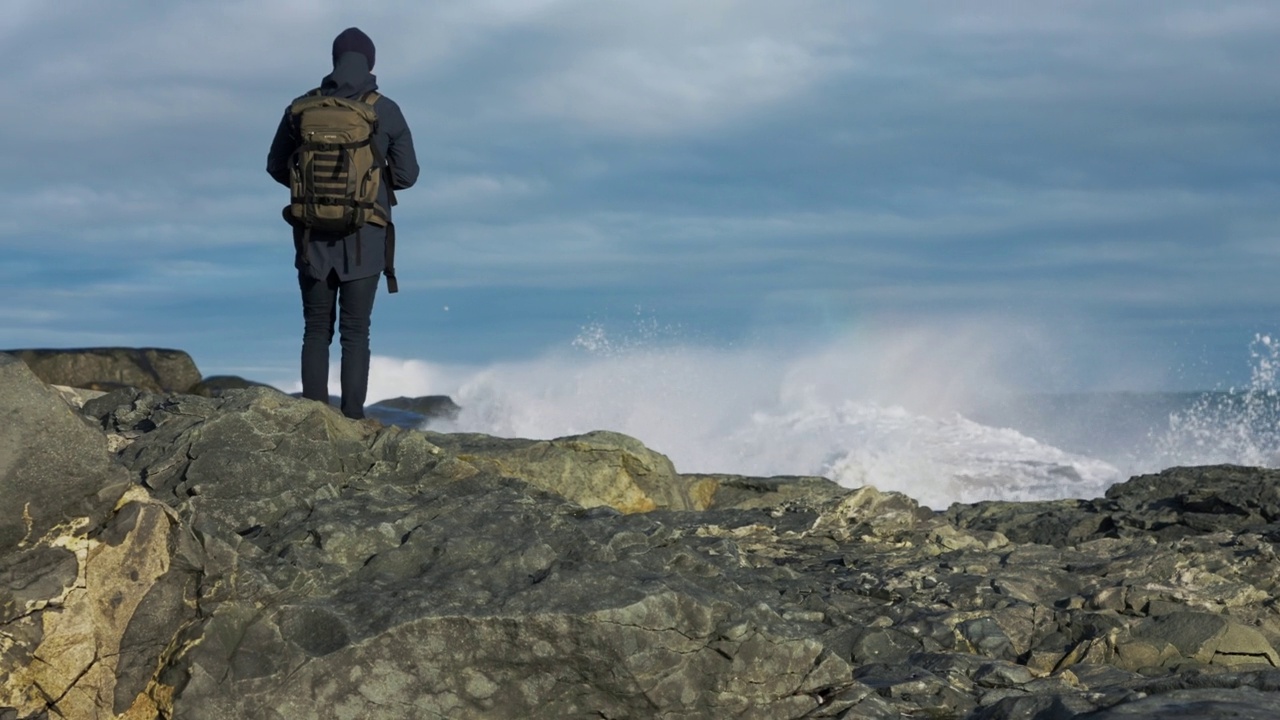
283,90,400,292
285,89,387,233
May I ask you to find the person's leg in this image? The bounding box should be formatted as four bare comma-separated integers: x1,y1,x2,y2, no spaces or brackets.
336,274,380,419
300,270,340,404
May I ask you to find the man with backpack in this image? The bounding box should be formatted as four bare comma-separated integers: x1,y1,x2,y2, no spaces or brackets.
267,27,419,420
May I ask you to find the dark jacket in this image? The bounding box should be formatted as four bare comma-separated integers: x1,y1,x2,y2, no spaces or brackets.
267,52,420,282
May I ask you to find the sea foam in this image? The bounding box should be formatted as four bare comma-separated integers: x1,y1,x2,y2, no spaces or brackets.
291,326,1280,508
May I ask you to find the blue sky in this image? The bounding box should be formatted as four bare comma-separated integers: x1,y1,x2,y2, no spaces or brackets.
3,1,1279,390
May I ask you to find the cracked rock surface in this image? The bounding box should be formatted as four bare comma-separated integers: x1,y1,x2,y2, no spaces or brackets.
5,356,1280,718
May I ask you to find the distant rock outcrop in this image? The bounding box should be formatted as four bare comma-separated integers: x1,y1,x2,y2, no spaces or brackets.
370,394,462,424
6,350,1280,719
188,374,277,397
4,347,202,393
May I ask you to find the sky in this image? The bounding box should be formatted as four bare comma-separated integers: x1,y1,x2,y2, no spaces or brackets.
3,0,1279,392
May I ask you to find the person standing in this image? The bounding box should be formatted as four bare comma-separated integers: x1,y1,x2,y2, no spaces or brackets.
267,28,419,419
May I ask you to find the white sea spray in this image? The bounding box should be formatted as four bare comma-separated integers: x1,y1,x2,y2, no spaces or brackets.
281,325,1280,507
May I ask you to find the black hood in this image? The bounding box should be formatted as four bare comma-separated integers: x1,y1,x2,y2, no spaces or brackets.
320,52,378,100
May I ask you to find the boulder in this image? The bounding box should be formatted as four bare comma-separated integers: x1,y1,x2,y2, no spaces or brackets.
425,429,703,512
188,374,278,397
682,473,847,511
5,347,202,393
944,497,1108,547
0,353,129,554
368,394,462,426
1134,611,1280,669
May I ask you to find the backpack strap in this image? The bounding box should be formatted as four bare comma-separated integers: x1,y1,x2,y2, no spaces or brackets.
361,91,400,211
361,90,398,292
384,221,398,294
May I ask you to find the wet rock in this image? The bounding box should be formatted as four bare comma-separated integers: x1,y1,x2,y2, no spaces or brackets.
1105,466,1280,536
1079,688,1280,719
368,394,462,427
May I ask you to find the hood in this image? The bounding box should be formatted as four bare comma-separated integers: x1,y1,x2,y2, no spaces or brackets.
320,52,378,100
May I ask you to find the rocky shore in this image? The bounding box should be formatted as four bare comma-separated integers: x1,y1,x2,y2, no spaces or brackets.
4,349,1280,718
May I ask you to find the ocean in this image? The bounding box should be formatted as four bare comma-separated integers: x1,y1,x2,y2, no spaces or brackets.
312,329,1280,511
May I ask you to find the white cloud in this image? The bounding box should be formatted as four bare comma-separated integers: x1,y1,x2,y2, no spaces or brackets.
420,173,544,208
519,38,829,135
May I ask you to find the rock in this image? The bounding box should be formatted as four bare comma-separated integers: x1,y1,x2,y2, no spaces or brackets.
944,498,1110,547
948,465,1280,546
853,662,978,717
681,473,847,511
11,355,1280,718
72,388,864,718
0,487,200,719
368,394,462,427
1134,612,1280,669
812,485,935,542
279,392,458,428
1106,466,1280,536
188,374,277,397
4,347,202,393
424,429,703,513
1073,669,1280,718
0,354,129,554
50,384,107,408
848,626,922,664
1078,688,1280,719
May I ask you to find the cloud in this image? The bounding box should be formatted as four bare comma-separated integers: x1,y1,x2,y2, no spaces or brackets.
518,37,833,135
3,0,1279,389
420,173,546,209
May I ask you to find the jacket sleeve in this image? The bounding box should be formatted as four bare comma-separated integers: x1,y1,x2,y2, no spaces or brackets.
380,99,420,190
266,108,295,187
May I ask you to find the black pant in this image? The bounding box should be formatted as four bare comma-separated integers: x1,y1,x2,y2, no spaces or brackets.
299,270,379,419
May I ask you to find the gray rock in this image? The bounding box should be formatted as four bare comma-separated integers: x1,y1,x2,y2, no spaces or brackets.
1077,688,1280,719
425,429,703,512
4,347,202,393
682,473,847,511
10,358,1280,719
188,374,278,397
1135,611,1279,669
0,353,129,554
944,498,1109,547
368,394,462,426
1106,466,1280,536
84,390,859,717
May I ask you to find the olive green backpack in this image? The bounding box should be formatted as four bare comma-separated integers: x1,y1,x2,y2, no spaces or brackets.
283,89,400,291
